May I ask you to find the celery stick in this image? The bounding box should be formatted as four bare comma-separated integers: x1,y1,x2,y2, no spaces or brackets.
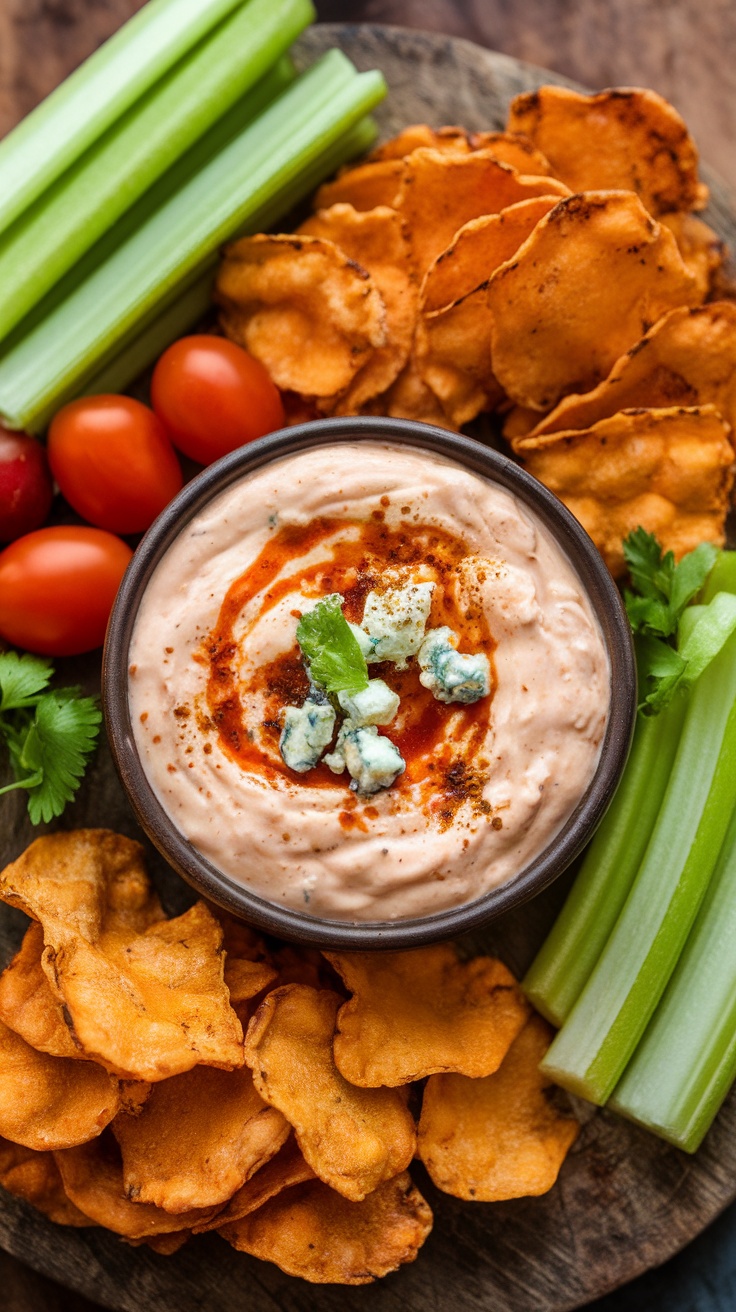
81,116,378,398
702,549,736,603
0,0,314,343
540,628,736,1104
523,694,687,1027
0,0,248,239
0,53,387,432
610,796,736,1151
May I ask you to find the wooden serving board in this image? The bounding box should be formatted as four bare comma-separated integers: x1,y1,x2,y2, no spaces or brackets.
2,22,736,1312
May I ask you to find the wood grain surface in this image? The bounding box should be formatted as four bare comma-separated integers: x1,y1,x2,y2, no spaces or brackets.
1,8,736,1312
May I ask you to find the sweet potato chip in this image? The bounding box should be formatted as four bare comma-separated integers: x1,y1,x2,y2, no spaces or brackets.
298,205,417,410
396,148,569,275
112,1063,288,1213
244,985,416,1201
525,303,736,441
517,405,735,576
417,1015,579,1200
661,213,725,304
127,1231,190,1254
502,404,543,444
217,233,386,398
0,1019,121,1150
313,158,405,212
55,1133,217,1237
195,1134,314,1232
0,1137,91,1226
0,921,82,1059
487,191,699,410
365,358,457,429
368,124,470,161
326,946,530,1086
218,1171,432,1285
507,85,707,214
467,130,553,176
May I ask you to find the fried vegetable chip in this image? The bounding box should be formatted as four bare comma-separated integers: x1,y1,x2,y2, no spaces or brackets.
368,124,470,161
661,213,725,303
417,1015,580,1200
0,1019,121,1151
326,946,530,1086
195,1134,315,1232
397,147,569,275
507,85,707,214
112,1063,288,1213
467,130,553,176
55,1133,217,1237
313,158,406,212
524,303,736,441
217,233,386,398
517,405,735,576
366,357,456,429
0,922,82,1059
487,191,699,410
298,205,417,411
244,985,416,1201
0,833,243,1081
218,1171,433,1285
127,1230,190,1254
0,1137,91,1226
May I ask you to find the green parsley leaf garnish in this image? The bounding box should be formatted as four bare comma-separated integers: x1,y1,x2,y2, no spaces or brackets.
0,651,101,823
296,594,369,696
623,528,717,639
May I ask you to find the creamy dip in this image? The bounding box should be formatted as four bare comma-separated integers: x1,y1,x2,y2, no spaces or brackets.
128,441,610,921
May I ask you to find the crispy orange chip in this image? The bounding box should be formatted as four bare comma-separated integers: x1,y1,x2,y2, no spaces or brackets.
112,1063,288,1213
326,946,530,1086
417,1015,580,1200
507,85,707,214
217,233,386,398
467,130,553,175
368,124,470,161
244,985,416,1201
365,358,456,429
127,1230,190,1255
0,922,82,1059
313,157,406,212
517,405,735,576
0,1136,91,1226
487,191,699,410
195,1134,315,1233
0,1019,121,1151
661,213,725,304
218,1171,433,1285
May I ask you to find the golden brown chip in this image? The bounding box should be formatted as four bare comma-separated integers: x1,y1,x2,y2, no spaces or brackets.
127,1231,190,1254
661,213,725,303
313,158,405,212
365,357,458,430
0,922,82,1059
396,147,569,276
112,1063,288,1213
298,205,417,411
502,404,544,444
326,946,530,1087
0,1019,122,1151
218,1171,433,1285
417,1014,580,1200
524,303,736,442
517,405,735,576
0,1136,92,1226
55,1133,217,1237
507,85,707,214
272,943,343,992
487,191,699,410
244,985,416,1201
224,957,278,1005
194,1134,315,1232
467,129,554,176
217,233,386,398
368,124,470,161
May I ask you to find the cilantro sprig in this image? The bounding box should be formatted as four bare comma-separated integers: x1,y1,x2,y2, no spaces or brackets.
296,594,369,696
0,651,101,823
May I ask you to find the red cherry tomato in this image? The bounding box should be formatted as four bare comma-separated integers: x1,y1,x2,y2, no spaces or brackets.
151,336,285,465
0,526,133,656
48,395,183,534
0,426,53,542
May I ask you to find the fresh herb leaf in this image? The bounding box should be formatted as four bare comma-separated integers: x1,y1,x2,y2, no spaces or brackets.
635,635,687,714
297,594,369,697
623,529,717,639
0,651,53,710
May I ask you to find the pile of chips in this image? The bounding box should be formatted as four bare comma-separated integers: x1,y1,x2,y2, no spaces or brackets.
216,87,736,577
0,830,579,1285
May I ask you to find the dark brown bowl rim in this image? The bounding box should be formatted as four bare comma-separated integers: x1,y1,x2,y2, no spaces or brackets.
103,416,636,948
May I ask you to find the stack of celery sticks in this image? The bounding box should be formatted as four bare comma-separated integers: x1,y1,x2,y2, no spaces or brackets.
525,542,736,1152
0,0,386,432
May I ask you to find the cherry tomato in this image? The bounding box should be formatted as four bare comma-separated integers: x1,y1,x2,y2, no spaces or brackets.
0,526,133,656
48,395,183,534
151,336,285,465
0,426,53,542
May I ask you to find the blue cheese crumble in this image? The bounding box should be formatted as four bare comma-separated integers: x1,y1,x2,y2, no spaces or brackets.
324,719,406,795
337,679,400,727
418,627,491,705
279,699,336,773
360,582,434,667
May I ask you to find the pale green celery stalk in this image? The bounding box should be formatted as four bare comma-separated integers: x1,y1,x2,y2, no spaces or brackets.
82,116,378,398
0,0,248,239
701,550,736,603
540,628,736,1105
523,694,687,1027
0,0,314,343
0,53,387,432
609,796,736,1151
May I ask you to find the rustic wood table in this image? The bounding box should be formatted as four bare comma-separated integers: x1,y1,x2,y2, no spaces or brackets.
2,3,736,1310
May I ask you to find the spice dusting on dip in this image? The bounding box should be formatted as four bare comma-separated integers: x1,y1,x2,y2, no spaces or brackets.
128,441,610,920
